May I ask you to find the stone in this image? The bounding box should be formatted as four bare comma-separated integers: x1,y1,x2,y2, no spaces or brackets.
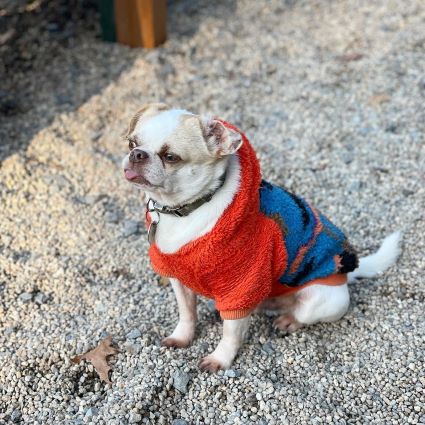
94,302,107,313
349,181,362,191
4,326,15,336
18,292,33,303
173,369,190,393
122,220,140,237
90,130,103,141
129,412,142,423
99,330,110,339
359,127,373,136
224,369,239,378
126,329,141,339
34,292,48,304
340,151,354,164
74,194,106,206
402,188,414,197
199,342,209,351
385,123,398,133
123,342,141,355
261,342,275,354
85,407,98,417
10,410,22,423
104,211,119,223
205,300,216,312
172,420,189,425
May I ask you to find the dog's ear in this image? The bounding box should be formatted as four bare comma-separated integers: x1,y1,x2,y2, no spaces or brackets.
126,103,170,136
201,117,243,156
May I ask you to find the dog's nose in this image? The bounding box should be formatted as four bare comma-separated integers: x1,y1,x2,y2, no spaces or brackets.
129,148,149,163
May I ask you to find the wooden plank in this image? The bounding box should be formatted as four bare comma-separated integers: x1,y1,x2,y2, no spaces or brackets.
114,0,141,46
138,0,167,48
114,0,167,48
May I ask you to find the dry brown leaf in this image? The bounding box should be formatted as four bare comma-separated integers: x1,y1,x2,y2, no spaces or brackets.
368,93,391,106
71,336,119,385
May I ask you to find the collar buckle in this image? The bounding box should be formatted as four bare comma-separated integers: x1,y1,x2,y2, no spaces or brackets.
147,198,166,213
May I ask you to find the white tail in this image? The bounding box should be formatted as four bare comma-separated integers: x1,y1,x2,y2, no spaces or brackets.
347,231,402,283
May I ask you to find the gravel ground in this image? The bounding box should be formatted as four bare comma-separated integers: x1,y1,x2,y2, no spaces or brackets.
1,0,424,424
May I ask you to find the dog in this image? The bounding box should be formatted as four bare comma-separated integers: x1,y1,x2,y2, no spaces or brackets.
122,103,401,372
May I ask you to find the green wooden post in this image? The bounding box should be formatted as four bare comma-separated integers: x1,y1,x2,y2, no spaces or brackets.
99,0,116,42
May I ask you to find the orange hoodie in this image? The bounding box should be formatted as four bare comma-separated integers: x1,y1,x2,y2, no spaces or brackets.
148,122,286,319
147,121,352,319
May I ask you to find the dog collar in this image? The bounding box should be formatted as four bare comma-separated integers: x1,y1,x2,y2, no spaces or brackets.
145,173,226,244
147,173,226,217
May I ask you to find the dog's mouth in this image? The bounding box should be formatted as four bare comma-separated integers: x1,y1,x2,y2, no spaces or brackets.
124,169,151,186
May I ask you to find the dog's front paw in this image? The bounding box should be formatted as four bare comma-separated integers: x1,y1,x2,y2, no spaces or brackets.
198,355,224,372
274,314,302,332
161,321,195,348
161,336,191,348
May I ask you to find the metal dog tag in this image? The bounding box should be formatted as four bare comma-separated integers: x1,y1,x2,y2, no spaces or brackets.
148,220,158,245
147,209,160,245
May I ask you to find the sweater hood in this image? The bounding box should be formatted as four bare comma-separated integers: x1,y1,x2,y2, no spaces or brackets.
149,120,262,257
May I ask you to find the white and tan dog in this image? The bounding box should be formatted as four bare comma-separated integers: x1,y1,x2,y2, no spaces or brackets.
122,103,401,372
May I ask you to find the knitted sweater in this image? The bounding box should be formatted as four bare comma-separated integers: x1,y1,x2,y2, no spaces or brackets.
148,121,358,319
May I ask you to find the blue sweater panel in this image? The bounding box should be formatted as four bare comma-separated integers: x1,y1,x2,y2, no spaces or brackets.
259,180,357,287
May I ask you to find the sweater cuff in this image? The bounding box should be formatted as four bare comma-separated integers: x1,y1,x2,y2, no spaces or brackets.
220,309,253,320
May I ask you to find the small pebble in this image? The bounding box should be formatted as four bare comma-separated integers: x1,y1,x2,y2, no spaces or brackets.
74,194,105,206
104,211,120,223
18,292,33,303
10,410,22,423
129,412,142,423
122,220,140,237
205,300,216,312
173,369,191,393
172,420,189,425
34,292,48,304
261,342,274,354
126,329,141,339
85,407,98,417
123,342,141,355
340,151,354,164
224,369,239,378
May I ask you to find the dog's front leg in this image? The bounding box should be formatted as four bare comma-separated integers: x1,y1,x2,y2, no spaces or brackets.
199,315,250,372
161,278,197,348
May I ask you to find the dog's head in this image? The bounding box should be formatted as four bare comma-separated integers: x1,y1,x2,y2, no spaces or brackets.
122,104,243,206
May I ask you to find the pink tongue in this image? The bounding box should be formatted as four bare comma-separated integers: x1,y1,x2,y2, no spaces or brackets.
125,169,139,180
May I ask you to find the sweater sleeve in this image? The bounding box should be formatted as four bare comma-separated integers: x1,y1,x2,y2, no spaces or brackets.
214,252,278,320
215,274,272,320
214,215,287,320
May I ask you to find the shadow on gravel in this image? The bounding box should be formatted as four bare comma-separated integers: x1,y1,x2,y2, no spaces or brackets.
0,0,236,163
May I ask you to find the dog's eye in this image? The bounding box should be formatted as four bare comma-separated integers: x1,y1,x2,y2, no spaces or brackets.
163,153,181,163
128,140,137,150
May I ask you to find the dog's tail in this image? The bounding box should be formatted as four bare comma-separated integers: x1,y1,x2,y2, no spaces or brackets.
347,231,402,283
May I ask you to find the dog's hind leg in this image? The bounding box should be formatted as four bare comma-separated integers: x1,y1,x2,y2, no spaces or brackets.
274,232,401,331
274,284,350,332
161,278,197,348
257,293,297,314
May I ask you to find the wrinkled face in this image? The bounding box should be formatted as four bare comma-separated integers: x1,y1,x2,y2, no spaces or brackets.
122,103,243,206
